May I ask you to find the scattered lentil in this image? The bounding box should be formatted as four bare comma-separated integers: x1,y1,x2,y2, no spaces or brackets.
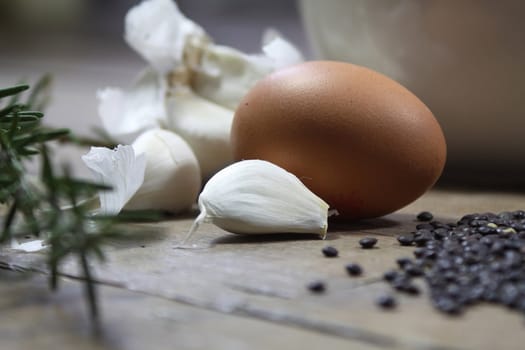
387,210,525,317
417,211,434,221
397,235,414,246
414,230,433,246
345,263,363,276
416,223,434,230
322,246,338,258
404,284,421,295
307,281,326,293
376,295,397,309
396,257,412,268
359,237,378,249
404,264,424,277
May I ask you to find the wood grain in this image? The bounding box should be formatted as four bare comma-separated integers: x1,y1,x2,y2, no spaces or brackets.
1,189,525,350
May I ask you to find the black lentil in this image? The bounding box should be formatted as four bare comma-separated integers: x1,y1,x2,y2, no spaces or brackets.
404,264,424,277
359,237,378,249
322,246,338,258
433,228,449,240
416,223,434,230
383,270,399,282
513,210,525,219
417,211,434,222
392,277,420,295
434,297,462,314
376,295,397,309
382,210,525,317
413,247,426,258
405,284,421,295
396,257,412,268
414,232,433,247
345,263,363,276
307,281,326,293
430,221,449,229
397,234,414,246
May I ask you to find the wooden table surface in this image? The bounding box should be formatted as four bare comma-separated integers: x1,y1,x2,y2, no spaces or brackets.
1,188,524,350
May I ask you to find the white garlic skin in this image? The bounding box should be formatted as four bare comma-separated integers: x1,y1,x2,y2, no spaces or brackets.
125,129,201,213
82,145,146,215
191,159,329,238
125,0,207,74
97,68,167,144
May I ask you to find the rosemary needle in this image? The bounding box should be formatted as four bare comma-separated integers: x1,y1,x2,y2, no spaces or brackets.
0,78,159,326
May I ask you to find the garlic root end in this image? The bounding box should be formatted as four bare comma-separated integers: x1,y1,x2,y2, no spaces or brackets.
180,206,207,246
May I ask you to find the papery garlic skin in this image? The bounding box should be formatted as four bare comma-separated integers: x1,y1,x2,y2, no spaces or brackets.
82,145,146,215
97,68,167,142
261,28,305,69
126,128,201,213
165,86,233,180
10,238,46,253
125,0,208,73
190,31,304,111
187,160,330,239
190,44,274,111
98,0,305,182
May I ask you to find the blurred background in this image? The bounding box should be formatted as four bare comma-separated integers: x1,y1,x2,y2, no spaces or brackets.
0,0,308,136
1,0,524,188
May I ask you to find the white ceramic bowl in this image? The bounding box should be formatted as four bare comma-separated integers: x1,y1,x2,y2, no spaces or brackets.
300,0,525,183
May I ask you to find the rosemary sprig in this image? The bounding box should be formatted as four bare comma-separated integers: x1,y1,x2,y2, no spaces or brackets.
0,79,159,326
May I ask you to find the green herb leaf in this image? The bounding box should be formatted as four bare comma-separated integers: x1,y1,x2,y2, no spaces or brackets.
0,85,29,99
0,79,157,328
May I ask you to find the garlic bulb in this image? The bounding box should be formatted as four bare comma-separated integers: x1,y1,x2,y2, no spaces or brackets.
165,86,233,180
186,160,330,240
125,129,201,212
95,0,305,181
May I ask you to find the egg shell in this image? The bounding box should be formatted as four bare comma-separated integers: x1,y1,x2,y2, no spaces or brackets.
231,61,446,219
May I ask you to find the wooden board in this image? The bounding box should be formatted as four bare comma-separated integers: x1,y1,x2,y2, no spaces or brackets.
1,188,525,350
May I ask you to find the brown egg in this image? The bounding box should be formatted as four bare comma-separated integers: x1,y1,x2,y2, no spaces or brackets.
231,61,446,219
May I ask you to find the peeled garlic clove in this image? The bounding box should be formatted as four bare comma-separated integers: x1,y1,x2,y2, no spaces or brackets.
125,128,201,213
186,160,330,241
166,86,233,180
